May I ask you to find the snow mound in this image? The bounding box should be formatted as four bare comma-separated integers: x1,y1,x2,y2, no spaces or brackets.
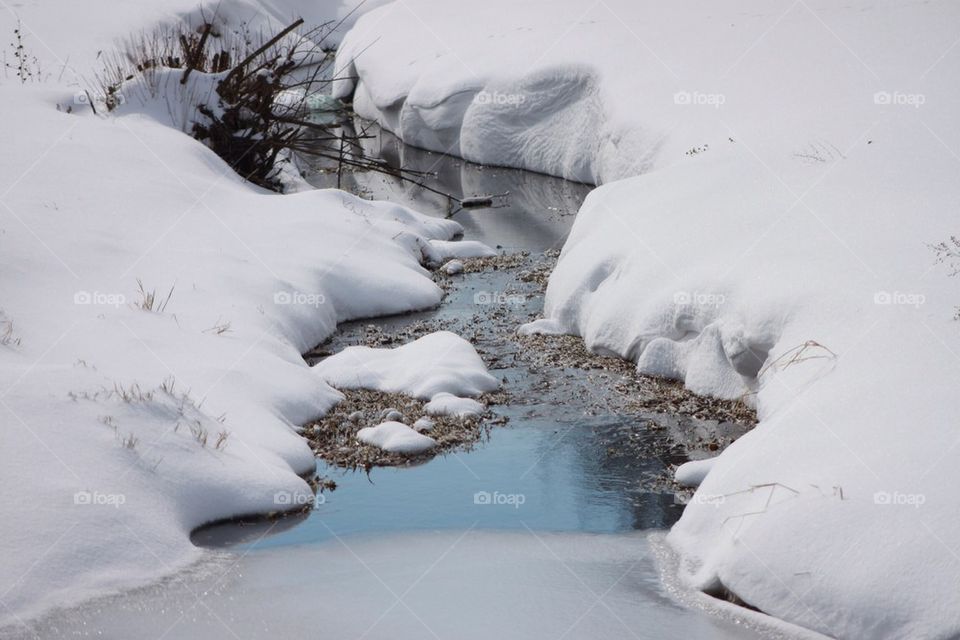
412,417,435,432
426,239,497,264
443,260,464,275
313,331,499,399
674,458,716,489
357,421,437,454
424,392,484,418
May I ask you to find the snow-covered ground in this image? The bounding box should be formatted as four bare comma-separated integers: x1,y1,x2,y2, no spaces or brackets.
336,1,960,638
0,0,456,628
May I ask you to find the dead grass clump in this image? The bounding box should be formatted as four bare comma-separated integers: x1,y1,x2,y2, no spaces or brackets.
135,279,175,312
0,313,21,347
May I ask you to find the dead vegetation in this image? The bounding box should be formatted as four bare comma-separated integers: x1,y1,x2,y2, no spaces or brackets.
204,317,232,335
94,15,352,189
931,235,960,319
91,12,448,193
0,311,21,347
519,333,757,426
303,389,507,470
74,376,230,453
4,20,41,84
135,279,176,313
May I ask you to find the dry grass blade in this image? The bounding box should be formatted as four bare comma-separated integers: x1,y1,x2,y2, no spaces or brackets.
757,340,837,380
135,279,175,312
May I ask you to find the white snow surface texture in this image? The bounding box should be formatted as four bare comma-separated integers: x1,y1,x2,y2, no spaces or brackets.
336,1,960,639
312,331,499,400
357,421,437,454
0,0,441,628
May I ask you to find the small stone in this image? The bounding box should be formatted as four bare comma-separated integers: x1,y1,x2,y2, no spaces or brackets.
348,411,364,423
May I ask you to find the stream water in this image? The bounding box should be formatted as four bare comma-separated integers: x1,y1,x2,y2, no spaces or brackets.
16,128,777,639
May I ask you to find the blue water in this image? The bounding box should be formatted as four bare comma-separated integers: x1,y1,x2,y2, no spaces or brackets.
196,409,683,549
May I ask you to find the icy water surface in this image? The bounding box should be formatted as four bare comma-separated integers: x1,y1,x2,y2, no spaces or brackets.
21,531,773,640
309,120,591,252
14,128,772,639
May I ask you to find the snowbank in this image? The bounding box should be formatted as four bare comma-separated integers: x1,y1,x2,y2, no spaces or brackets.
333,0,774,184
313,331,499,400
336,1,960,638
0,2,441,626
530,45,960,640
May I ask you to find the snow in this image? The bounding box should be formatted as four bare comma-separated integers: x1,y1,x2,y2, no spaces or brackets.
424,392,483,418
0,1,438,628
674,458,716,489
427,239,497,262
2,0,379,86
332,0,712,183
335,1,960,638
357,420,437,454
3,0,958,635
381,408,404,422
312,331,499,400
413,416,435,432
419,238,496,269
539,126,960,639
443,259,464,275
